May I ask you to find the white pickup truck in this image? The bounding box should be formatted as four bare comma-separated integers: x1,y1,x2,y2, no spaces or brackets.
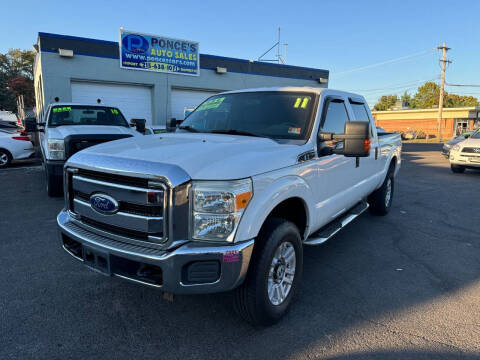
25,103,139,196
57,87,401,325
449,128,480,173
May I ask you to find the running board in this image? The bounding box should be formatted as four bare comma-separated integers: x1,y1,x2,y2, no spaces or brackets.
304,201,369,246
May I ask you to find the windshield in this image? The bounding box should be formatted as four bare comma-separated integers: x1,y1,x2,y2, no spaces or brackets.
48,106,128,127
471,129,480,139
179,91,316,142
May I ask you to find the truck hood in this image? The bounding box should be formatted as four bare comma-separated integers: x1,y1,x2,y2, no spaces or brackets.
47,125,137,139
71,133,305,180
459,137,480,148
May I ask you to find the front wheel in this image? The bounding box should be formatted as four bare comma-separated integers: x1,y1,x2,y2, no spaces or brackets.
0,149,12,168
233,218,303,326
451,164,465,173
368,169,394,216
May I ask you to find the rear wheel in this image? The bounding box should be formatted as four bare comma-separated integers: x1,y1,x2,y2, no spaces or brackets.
233,218,303,326
451,164,465,173
45,165,63,197
368,167,394,216
0,149,12,168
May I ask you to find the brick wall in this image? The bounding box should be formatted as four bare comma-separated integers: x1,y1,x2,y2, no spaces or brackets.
374,117,455,138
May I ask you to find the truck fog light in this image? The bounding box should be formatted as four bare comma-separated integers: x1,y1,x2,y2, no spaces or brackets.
193,213,235,240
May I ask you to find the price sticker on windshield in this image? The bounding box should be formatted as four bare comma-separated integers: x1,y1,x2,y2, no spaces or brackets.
197,97,225,111
294,97,310,109
52,107,71,113
110,109,119,115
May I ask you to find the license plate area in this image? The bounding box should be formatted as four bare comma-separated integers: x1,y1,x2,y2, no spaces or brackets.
82,246,111,275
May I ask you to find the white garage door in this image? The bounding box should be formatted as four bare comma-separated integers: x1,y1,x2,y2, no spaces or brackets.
71,82,152,124
171,89,219,120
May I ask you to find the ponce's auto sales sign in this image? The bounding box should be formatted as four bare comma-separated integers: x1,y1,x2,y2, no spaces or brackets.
119,29,199,76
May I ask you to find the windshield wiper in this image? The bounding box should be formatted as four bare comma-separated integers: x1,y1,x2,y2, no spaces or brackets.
178,125,199,133
210,129,263,138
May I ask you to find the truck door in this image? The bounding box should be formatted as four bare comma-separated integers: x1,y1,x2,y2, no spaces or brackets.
348,99,384,194
314,97,360,228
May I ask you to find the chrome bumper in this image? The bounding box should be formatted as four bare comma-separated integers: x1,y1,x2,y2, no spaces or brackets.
57,210,254,294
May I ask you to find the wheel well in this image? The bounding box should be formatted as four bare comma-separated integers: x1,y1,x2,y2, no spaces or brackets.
262,197,307,239
389,156,397,172
0,148,12,159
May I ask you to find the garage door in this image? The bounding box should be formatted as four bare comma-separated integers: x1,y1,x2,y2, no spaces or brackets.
71,82,152,124
171,89,219,120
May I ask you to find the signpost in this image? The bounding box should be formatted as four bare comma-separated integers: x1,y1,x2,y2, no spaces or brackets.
119,29,199,76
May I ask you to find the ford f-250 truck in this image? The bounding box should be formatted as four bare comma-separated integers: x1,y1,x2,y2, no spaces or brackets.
57,87,401,325
25,103,139,197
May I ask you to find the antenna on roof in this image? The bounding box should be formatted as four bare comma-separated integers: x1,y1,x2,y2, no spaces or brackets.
257,27,287,64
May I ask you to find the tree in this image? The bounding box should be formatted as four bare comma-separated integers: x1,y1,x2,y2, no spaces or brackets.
373,94,398,111
0,49,35,112
412,81,440,108
401,91,413,108
374,81,479,110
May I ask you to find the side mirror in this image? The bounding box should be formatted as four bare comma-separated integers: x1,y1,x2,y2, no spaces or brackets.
131,118,146,133
465,134,470,138
25,118,37,132
318,121,371,158
166,117,177,132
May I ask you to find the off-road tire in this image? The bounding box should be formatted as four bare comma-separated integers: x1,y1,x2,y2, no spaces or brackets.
451,164,465,173
368,167,394,216
233,218,303,326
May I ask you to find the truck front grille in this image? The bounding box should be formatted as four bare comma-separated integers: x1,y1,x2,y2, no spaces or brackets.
462,147,480,154
66,168,168,248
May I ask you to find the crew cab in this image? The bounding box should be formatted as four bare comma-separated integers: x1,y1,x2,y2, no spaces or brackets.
57,88,401,325
26,103,138,196
449,128,480,173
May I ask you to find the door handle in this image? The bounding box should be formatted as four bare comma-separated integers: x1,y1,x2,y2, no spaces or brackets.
375,147,378,160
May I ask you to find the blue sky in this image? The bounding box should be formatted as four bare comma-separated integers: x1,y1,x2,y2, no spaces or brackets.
2,0,479,105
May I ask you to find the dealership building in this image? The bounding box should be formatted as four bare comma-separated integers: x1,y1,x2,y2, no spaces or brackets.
33,32,329,126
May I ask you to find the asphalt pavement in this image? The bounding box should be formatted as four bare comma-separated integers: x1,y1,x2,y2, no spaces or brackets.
1,144,480,360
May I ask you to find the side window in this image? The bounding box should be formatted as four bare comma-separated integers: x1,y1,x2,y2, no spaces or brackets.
319,99,349,150
350,101,373,136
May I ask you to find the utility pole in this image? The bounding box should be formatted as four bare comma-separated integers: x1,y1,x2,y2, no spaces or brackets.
437,42,451,140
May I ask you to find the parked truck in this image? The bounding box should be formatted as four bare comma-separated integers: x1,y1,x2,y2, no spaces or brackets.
25,103,140,196
57,88,402,325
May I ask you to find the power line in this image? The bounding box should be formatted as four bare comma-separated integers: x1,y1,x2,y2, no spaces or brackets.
446,82,480,87
331,48,436,77
353,77,439,94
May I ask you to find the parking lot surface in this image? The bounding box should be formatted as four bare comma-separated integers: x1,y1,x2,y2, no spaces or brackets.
1,144,480,360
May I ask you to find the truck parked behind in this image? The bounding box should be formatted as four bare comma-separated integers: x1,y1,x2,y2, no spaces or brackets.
26,103,139,196
57,87,402,325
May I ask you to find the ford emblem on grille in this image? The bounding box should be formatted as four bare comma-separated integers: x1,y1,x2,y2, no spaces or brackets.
89,193,119,215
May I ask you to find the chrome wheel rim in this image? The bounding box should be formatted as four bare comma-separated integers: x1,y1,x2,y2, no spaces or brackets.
0,153,8,166
385,178,392,207
268,241,296,306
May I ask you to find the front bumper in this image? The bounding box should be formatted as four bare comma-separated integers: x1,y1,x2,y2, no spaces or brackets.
449,152,480,168
57,210,254,294
45,159,65,177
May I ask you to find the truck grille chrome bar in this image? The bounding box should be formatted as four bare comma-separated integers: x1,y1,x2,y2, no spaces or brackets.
67,168,169,248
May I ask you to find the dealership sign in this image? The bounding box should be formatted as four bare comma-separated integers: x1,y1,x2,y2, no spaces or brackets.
119,29,199,76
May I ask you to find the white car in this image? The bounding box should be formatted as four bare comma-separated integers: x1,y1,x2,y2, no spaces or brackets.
449,129,480,173
0,129,35,168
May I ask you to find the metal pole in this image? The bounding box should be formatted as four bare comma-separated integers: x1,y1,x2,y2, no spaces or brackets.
437,42,450,141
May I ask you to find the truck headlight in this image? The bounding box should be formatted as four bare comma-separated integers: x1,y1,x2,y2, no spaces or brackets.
47,139,65,160
191,179,252,242
451,144,461,152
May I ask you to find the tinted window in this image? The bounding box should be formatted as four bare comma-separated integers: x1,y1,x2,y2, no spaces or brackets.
351,103,370,121
48,106,128,127
321,100,349,134
180,92,315,141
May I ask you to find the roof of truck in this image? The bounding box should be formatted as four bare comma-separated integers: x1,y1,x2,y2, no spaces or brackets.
221,87,366,100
